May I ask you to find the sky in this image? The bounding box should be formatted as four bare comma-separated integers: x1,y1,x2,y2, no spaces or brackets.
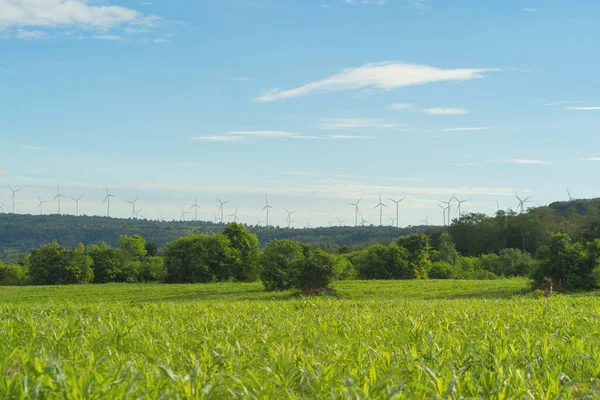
1,0,600,227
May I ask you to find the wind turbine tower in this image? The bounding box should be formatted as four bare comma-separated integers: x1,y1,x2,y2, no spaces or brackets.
9,186,20,214
103,186,115,217
179,207,189,221
388,196,406,228
285,208,296,228
438,203,449,226
454,196,471,218
190,196,202,221
372,193,388,226
229,208,239,222
567,188,574,202
37,197,48,215
126,196,139,219
71,194,84,216
217,196,230,223
54,185,65,215
514,192,531,214
346,195,363,226
261,195,274,227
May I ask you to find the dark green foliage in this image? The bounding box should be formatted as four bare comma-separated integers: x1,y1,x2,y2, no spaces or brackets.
28,241,94,285
293,249,336,291
352,244,411,280
145,242,159,257
88,243,126,283
163,234,238,283
221,223,261,282
0,262,28,285
396,233,430,278
531,234,599,291
139,256,167,282
428,262,457,279
259,239,305,291
437,233,458,264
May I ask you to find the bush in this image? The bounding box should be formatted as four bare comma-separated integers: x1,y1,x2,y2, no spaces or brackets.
221,223,261,282
352,244,412,280
293,249,336,291
139,256,167,282
28,241,94,285
498,248,536,277
260,240,305,291
427,261,457,279
88,243,127,283
0,262,28,285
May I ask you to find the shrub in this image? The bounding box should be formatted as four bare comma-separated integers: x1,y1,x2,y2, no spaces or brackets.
260,240,305,291
221,223,261,282
139,256,167,282
428,261,457,279
293,249,336,291
0,262,28,285
28,241,94,285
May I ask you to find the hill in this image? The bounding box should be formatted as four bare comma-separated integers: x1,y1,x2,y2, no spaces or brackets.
0,214,426,261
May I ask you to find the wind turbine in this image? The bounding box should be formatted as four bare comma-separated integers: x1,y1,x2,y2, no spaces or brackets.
134,209,143,219
388,196,406,228
0,200,5,213
372,193,387,226
305,219,312,229
285,208,296,228
126,196,139,219
567,187,574,202
71,194,84,216
190,196,202,221
454,197,471,218
9,186,20,214
326,219,334,227
103,186,115,217
438,199,452,226
53,185,65,215
388,216,397,226
346,195,363,226
255,216,263,226
217,196,229,223
336,218,346,227
261,195,274,227
229,208,239,222
514,192,531,214
420,215,430,226
360,214,369,226
213,213,220,223
37,196,49,215
179,206,189,221
438,203,449,226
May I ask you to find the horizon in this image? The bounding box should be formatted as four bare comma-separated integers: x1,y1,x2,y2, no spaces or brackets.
2,0,599,227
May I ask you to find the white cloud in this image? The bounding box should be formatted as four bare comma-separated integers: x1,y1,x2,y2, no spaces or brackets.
0,0,160,29
93,35,122,40
565,106,600,111
444,127,489,132
153,38,170,43
579,157,600,161
505,159,553,165
523,8,537,12
22,145,43,150
317,118,397,130
125,27,148,34
389,103,414,110
408,0,430,9
423,107,469,115
190,136,245,142
328,134,376,139
253,61,493,102
227,131,297,138
287,172,424,182
227,76,250,81
16,29,47,39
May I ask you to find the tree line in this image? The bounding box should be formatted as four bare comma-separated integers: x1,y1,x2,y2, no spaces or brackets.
3,221,599,291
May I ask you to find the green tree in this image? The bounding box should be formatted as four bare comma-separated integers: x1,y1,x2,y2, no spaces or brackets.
119,235,147,261
353,244,411,280
88,243,127,283
0,262,28,285
396,233,430,278
221,223,261,282
139,256,167,282
260,239,305,290
293,248,336,290
29,241,93,285
437,232,458,264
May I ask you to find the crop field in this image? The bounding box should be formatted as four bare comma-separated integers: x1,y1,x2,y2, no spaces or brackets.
2,279,600,398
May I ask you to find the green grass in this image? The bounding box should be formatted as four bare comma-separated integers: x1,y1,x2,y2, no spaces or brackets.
2,279,600,398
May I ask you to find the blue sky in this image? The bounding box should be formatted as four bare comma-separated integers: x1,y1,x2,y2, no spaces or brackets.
1,0,600,227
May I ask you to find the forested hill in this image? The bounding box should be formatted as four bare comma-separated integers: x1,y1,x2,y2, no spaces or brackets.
0,214,426,260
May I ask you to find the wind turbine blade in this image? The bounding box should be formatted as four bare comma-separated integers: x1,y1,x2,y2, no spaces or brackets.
261,205,267,212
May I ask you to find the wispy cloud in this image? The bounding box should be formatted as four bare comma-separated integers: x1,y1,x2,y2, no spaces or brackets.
522,8,537,12
408,0,430,9
227,76,251,81
504,159,554,165
153,38,170,43
328,134,376,139
0,0,160,30
94,35,123,41
22,145,43,150
253,61,494,102
287,172,424,182
317,118,397,130
565,106,600,111
389,103,414,110
579,157,600,161
227,131,297,138
423,107,469,115
343,0,387,4
444,127,489,132
190,135,245,142
16,29,47,40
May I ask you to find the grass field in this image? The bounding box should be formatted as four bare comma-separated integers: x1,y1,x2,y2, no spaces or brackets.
2,279,600,398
